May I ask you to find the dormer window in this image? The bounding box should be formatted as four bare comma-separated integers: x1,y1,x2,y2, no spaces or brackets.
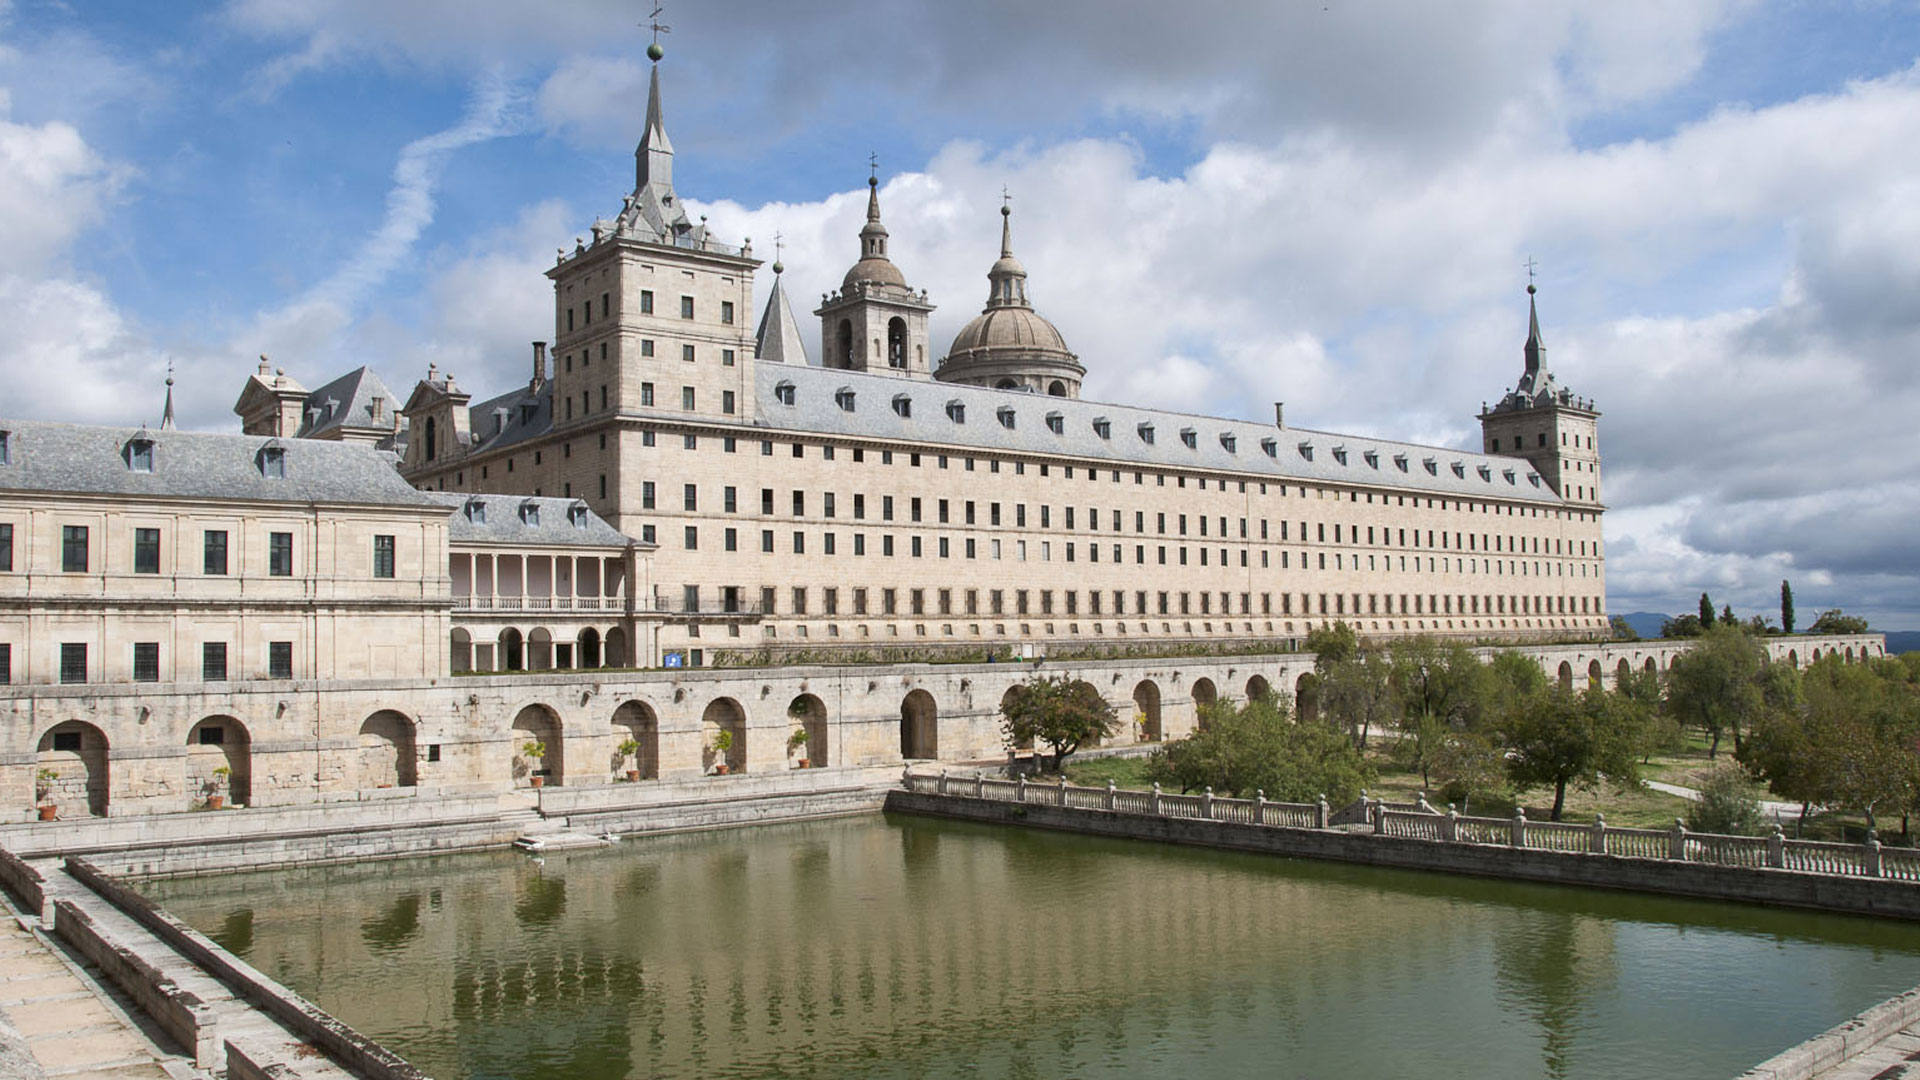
0,429,10,465
568,502,589,529
1527,473,1542,487
775,380,796,406
1137,422,1154,444
1364,450,1379,468
1297,441,1313,461
946,400,966,423
1503,468,1517,484
1331,445,1347,465
1179,428,1197,449
1451,461,1466,478
1423,457,1438,475
520,500,541,526
1477,464,1492,481
1394,454,1408,471
258,444,286,479
520,402,538,425
464,497,487,524
998,406,1017,430
1219,433,1236,453
1045,412,1064,435
1093,418,1111,440
125,436,155,473
835,387,856,412
892,394,912,418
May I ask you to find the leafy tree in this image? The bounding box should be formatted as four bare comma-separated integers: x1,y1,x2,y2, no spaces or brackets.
1660,613,1704,638
1304,620,1360,673
1781,580,1795,635
1700,593,1715,628
1745,614,1775,636
1609,615,1638,641
1798,657,1919,835
1808,609,1871,635
1147,695,1371,802
1484,649,1550,723
999,677,1118,772
1686,765,1767,836
1499,685,1650,821
1721,603,1736,627
1664,624,1769,757
1316,647,1399,750
1425,726,1504,813
1389,637,1494,782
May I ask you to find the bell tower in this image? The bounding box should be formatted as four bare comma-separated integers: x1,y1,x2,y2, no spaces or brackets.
814,173,934,378
1479,284,1602,505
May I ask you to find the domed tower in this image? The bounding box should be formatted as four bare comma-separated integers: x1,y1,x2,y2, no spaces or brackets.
813,174,935,379
937,202,1084,397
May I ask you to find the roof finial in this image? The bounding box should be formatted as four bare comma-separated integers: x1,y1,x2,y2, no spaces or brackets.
161,359,176,431
1000,187,1014,258
772,230,785,275
644,3,669,62
1524,255,1538,295
865,155,882,223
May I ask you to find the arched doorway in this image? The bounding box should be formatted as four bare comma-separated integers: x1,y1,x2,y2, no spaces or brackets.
1246,674,1272,703
528,628,554,671
187,716,252,808
1557,661,1574,691
604,627,628,668
900,689,938,760
611,700,658,780
511,705,563,787
450,628,473,673
359,711,418,789
578,628,602,669
1845,646,1855,663
36,721,108,817
702,698,746,774
1295,672,1320,724
1132,680,1162,742
498,628,524,671
1588,659,1603,689
1615,659,1632,692
1787,649,1799,668
787,694,828,768
1644,657,1658,676
1192,678,1219,707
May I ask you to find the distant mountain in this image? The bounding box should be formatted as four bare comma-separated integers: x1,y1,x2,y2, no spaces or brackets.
1619,611,1671,639
1883,631,1920,655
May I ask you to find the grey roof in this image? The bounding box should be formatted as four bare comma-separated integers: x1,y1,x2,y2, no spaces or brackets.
754,272,810,366
296,366,399,438
0,418,444,509
754,365,1571,505
424,492,639,549
465,381,554,456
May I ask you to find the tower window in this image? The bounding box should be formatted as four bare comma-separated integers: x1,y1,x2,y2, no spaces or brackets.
721,301,735,324
681,295,695,319
641,290,654,314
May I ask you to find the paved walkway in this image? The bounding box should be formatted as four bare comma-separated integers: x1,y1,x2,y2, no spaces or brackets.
1809,1020,1920,1079
1644,778,1811,820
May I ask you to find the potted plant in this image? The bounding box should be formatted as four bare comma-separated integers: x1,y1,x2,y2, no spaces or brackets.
521,740,548,788
206,765,232,810
35,768,57,821
787,727,810,769
616,737,642,782
710,729,733,776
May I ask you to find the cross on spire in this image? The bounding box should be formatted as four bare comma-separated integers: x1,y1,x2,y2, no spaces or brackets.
869,152,879,181
1524,256,1538,288
647,4,670,45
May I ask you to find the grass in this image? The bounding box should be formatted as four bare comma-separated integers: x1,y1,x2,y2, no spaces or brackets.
1062,755,1157,790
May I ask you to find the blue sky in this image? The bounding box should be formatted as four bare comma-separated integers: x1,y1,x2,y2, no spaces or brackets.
4,0,1920,630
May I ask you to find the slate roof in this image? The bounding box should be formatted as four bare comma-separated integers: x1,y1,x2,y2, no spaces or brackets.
465,381,554,456
424,492,639,549
295,366,399,439
754,273,810,366
0,418,443,509
755,365,1571,505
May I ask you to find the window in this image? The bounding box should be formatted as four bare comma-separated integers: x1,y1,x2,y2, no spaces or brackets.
373,535,396,578
684,526,699,550
722,390,736,414
642,482,657,510
892,394,912,418
724,527,737,551
1045,412,1064,435
134,528,160,574
723,348,735,366
133,642,160,683
642,339,655,357
269,532,293,576
721,300,735,324
836,388,856,411
685,483,699,511
0,430,8,464
775,381,796,406
202,642,227,681
997,406,1016,429
203,531,228,575
60,642,86,684
259,446,286,478
62,525,88,572
127,437,154,472
681,295,695,318
267,641,293,680
0,642,10,684
682,344,696,363
946,400,965,423
1093,417,1111,439
0,522,10,572
641,289,654,314
682,386,696,409
1138,423,1154,444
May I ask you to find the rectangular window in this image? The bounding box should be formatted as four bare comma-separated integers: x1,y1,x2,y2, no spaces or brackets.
722,390,736,414
642,382,655,406
373,534,396,579
724,528,738,551
0,642,10,684
853,587,869,615
685,483,699,511
643,481,657,510
202,642,228,682
761,530,774,552
269,641,293,680
269,532,293,576
0,522,10,572
681,295,695,318
721,300,735,324
724,486,737,513
793,490,806,516
824,588,839,615
133,642,160,683
62,525,88,572
641,289,654,313
134,527,161,574
682,385,696,409
883,588,898,615
792,531,805,554
685,526,699,550
723,348,735,366
60,642,87,683
202,530,228,575
824,492,836,518
791,586,807,614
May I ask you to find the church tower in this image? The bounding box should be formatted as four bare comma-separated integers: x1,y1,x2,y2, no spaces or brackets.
937,202,1084,397
1480,285,1602,505
814,175,934,378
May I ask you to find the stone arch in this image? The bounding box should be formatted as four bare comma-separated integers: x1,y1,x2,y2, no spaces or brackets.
1588,659,1603,689
611,700,659,780
701,697,746,774
498,627,524,672
528,628,554,671
1245,674,1272,703
1047,380,1067,397
577,628,602,669
835,319,853,368
1557,661,1574,691
1787,649,1799,668
359,710,418,789
786,693,828,768
887,317,907,368
1845,646,1856,663
511,704,563,787
604,626,628,668
900,689,939,760
1191,677,1219,707
450,627,473,673
995,378,1018,390
1295,672,1320,724
1614,659,1632,692
187,716,252,808
1644,657,1657,676
1132,680,1162,742
36,720,108,817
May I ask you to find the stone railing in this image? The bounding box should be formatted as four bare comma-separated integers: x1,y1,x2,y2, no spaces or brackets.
900,771,1920,884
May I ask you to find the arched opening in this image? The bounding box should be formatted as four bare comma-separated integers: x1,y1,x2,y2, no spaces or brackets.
1132,680,1162,742
611,700,659,780
511,705,563,787
36,721,108,817
604,626,628,668
1644,657,1658,676
1295,672,1320,724
1047,380,1067,397
835,320,853,369
786,694,828,768
187,716,252,808
498,628,524,671
1787,649,1799,668
528,628,554,671
887,317,907,369
358,710,418,789
995,378,1018,390
1845,646,1856,663
1246,674,1272,703
577,628,602,669
1557,661,1574,691
1587,659,1603,689
1191,678,1219,708
1615,659,1632,692
701,698,746,774
424,416,437,461
450,628,473,673
900,689,938,760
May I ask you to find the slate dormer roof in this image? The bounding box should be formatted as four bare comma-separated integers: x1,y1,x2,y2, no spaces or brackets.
296,366,401,439
425,492,639,549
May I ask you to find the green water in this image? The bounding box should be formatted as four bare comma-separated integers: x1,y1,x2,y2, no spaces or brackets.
144,814,1920,1080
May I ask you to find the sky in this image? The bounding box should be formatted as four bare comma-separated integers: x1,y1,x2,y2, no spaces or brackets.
3,0,1918,629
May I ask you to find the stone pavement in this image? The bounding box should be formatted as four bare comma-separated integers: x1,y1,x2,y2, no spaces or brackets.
1809,1021,1920,1079
0,896,190,1080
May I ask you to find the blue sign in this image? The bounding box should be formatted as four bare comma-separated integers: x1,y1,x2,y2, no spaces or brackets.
663,651,685,668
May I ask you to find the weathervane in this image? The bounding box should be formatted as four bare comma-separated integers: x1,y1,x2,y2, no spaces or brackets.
1002,185,1011,209
1524,256,1538,288
643,4,669,61
868,152,879,181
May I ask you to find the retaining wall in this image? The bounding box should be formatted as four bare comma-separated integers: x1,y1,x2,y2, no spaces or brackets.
0,845,46,923
51,897,218,1068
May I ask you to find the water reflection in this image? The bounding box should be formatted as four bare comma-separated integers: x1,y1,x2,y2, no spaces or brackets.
146,814,1920,1080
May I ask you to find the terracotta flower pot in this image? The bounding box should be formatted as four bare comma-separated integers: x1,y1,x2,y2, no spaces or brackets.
207,795,225,810
530,776,545,789
798,759,811,769
714,764,730,776
37,805,56,822
626,770,640,782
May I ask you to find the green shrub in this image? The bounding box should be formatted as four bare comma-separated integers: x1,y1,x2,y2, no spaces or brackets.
1686,766,1766,836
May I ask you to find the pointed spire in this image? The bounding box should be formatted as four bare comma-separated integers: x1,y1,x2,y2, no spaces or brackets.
161,361,176,431
756,264,810,366
985,199,1030,309
635,62,675,195
1523,283,1545,378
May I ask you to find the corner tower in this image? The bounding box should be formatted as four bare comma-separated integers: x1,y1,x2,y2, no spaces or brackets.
814,175,934,378
1480,285,1602,505
937,201,1084,397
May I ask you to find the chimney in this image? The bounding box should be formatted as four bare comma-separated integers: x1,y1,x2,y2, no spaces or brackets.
1274,402,1285,429
531,341,548,390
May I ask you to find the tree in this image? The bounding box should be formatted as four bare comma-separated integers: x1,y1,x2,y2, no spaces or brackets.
1721,603,1736,628
1686,765,1766,836
1304,620,1360,673
1316,647,1399,750
999,677,1118,772
1660,613,1704,638
1664,624,1768,757
1797,657,1919,835
1781,580,1795,635
1425,727,1504,813
1700,593,1716,628
1809,609,1871,635
1147,694,1371,803
1609,615,1638,641
1499,685,1649,821
1389,637,1494,782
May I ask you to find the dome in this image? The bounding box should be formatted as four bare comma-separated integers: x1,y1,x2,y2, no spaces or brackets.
948,306,1070,357
843,256,907,290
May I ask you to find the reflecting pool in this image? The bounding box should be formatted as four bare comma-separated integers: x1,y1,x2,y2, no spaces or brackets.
144,814,1920,1079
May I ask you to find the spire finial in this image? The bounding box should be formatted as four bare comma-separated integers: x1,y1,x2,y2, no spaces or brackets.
865,157,882,223
644,4,669,61
1524,256,1538,294
999,188,1014,257
161,359,176,431
772,230,784,275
